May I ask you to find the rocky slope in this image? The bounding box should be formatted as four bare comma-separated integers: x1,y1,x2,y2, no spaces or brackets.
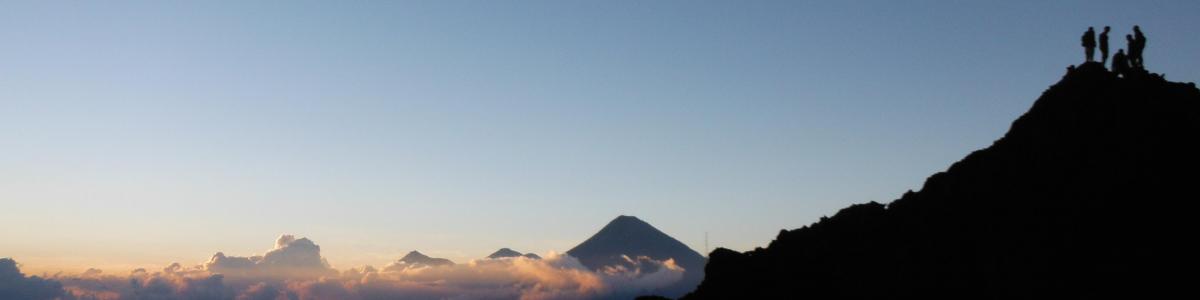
683,63,1200,299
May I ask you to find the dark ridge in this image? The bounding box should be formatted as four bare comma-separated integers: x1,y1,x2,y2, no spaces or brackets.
683,62,1200,299
568,215,707,298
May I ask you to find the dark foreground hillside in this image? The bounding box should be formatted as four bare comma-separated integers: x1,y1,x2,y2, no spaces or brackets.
683,63,1200,299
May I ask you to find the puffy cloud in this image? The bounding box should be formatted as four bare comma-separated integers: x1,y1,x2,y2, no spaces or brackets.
0,258,65,300
595,256,685,297
81,268,104,277
262,252,684,300
48,265,234,300
205,235,336,279
235,283,286,300
128,273,235,300
44,235,688,300
370,252,608,299
260,236,329,270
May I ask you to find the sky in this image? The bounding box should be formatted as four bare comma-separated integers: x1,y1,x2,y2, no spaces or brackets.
2,1,1199,275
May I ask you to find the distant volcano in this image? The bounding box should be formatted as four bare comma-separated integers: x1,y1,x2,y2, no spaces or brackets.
383,250,454,272
486,248,541,259
398,251,454,266
568,215,706,298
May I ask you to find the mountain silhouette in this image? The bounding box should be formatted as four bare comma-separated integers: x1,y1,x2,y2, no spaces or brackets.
568,215,707,298
486,248,541,259
382,250,455,272
682,62,1200,299
398,250,454,266
487,248,523,259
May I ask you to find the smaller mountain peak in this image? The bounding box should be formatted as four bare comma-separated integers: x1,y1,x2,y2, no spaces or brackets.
384,251,454,272
487,248,525,259
523,253,542,260
397,250,454,267
402,250,428,259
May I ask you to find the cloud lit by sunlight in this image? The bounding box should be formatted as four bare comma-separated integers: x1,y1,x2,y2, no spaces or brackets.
16,235,687,300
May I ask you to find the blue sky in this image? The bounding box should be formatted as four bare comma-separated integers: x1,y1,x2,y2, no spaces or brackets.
3,0,1199,272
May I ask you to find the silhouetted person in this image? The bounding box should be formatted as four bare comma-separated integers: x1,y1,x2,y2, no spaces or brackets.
1132,26,1147,68
1099,26,1110,66
1111,49,1128,77
1081,27,1097,62
1126,34,1138,69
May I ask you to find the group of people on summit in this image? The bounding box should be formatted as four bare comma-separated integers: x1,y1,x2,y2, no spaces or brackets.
1082,25,1146,77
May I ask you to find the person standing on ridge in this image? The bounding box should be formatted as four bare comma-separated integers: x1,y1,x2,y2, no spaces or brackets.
1099,26,1111,66
1126,34,1138,69
1132,25,1147,68
1111,49,1128,77
1081,27,1097,62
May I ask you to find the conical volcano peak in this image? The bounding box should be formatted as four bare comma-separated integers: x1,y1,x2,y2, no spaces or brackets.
589,215,669,239
574,215,688,250
613,215,641,222
568,215,708,297
605,215,652,227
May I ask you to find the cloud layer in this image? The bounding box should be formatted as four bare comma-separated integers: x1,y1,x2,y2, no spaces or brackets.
0,258,65,299
13,235,687,300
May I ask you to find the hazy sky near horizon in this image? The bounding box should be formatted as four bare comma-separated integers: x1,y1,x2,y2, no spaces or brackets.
3,1,1199,274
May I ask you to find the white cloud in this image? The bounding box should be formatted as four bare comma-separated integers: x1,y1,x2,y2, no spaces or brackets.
204,235,336,279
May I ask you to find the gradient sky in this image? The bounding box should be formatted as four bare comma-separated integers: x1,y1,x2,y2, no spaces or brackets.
3,1,1199,274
